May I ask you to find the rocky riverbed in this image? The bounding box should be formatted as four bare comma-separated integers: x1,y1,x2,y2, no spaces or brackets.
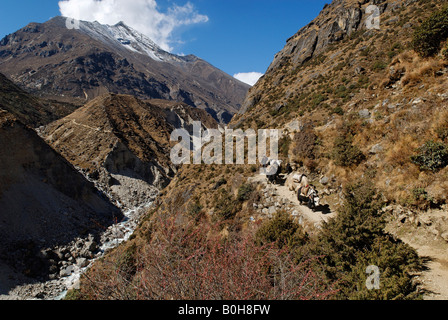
1,202,153,300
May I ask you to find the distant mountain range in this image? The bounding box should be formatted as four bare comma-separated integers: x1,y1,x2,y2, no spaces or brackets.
0,16,250,123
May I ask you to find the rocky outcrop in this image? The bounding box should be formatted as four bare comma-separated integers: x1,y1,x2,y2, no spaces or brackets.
239,0,389,115
266,1,373,74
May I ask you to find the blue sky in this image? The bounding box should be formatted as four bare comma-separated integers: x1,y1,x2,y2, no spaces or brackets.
0,0,329,84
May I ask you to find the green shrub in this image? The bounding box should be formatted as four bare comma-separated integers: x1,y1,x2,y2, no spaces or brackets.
293,123,318,160
311,180,423,300
331,106,345,116
255,212,308,249
311,93,328,108
64,289,82,300
335,85,348,99
411,187,435,210
442,41,448,60
436,121,448,141
332,134,365,167
412,6,448,57
387,43,404,59
279,135,292,158
412,187,428,200
115,243,138,280
371,60,387,71
187,198,203,219
214,189,239,221
269,108,279,117
358,75,370,89
411,140,448,172
237,183,254,202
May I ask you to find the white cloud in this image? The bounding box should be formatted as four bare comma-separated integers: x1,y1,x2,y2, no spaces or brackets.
58,0,209,52
233,72,264,86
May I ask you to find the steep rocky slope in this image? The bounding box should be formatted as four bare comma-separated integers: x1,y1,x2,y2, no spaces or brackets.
232,0,448,206
235,0,391,118
229,0,448,299
0,110,121,282
0,17,250,123
40,93,218,209
0,73,79,127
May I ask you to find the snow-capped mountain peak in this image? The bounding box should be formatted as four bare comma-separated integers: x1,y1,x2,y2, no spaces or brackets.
77,19,183,63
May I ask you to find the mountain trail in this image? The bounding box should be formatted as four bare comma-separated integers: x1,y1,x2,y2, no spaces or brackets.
414,246,448,300
250,174,337,230
386,210,448,300
70,119,112,133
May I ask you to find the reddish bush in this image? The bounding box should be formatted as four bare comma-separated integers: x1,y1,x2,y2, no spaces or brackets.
78,216,337,300
293,123,319,161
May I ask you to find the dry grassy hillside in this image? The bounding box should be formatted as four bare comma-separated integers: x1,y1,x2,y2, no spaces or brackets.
233,0,448,209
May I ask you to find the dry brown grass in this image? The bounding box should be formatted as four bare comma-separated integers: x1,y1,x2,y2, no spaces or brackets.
430,109,448,139
385,135,419,167
380,51,448,89
401,55,447,87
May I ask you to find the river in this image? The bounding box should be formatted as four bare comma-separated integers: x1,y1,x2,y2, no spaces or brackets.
53,201,153,300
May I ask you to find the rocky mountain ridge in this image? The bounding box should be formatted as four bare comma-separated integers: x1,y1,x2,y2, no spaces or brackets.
0,16,250,123
236,0,395,116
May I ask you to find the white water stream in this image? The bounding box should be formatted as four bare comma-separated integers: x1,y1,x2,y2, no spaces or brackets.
53,201,153,300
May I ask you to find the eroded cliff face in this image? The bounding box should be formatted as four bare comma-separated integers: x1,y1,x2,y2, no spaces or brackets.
267,1,365,73
0,111,121,277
